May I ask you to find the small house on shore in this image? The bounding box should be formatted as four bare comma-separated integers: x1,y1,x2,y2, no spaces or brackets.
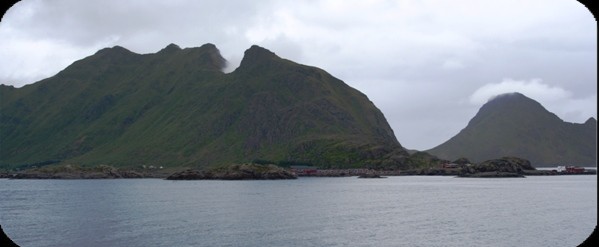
290,166,318,175
555,165,586,174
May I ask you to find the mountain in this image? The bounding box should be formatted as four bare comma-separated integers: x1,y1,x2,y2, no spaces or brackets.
426,92,597,167
0,44,410,170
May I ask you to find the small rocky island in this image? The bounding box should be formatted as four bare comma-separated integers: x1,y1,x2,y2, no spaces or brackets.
457,157,535,178
166,163,298,180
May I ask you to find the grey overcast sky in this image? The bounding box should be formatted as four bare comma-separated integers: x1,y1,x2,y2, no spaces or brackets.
0,0,596,150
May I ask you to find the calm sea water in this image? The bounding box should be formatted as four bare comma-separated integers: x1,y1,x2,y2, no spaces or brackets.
0,175,596,247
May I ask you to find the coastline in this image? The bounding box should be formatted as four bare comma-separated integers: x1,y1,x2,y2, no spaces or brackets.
2,167,596,180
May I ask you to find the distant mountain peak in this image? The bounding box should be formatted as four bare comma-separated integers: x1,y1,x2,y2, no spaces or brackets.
237,45,280,71
487,92,530,103
428,91,597,166
158,43,182,53
94,45,135,56
493,92,524,98
584,117,597,125
246,44,276,55
193,43,227,71
479,92,547,116
199,43,218,50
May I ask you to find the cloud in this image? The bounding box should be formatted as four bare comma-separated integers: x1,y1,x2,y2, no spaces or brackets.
0,0,595,150
469,78,572,104
558,94,597,121
469,78,596,123
0,32,119,85
441,59,465,70
0,0,274,86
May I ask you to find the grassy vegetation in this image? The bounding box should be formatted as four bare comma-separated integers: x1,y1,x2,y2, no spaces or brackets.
1,44,412,170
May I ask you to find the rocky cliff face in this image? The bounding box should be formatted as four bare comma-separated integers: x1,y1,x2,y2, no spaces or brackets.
1,44,408,170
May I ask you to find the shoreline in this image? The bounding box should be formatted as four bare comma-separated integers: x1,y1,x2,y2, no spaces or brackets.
2,169,596,180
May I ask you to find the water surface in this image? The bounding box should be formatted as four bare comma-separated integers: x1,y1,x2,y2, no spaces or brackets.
1,175,596,247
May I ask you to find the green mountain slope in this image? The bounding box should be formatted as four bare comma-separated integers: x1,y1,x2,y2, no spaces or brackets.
1,44,409,169
426,92,597,166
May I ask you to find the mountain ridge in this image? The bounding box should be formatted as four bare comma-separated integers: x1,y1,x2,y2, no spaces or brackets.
426,92,597,166
1,43,411,170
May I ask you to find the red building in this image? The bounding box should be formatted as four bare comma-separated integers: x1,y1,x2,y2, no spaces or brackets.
290,166,318,175
565,166,585,174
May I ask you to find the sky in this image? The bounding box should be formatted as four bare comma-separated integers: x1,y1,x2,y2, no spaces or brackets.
0,0,596,150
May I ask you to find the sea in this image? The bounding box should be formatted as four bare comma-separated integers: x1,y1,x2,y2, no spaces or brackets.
0,175,596,247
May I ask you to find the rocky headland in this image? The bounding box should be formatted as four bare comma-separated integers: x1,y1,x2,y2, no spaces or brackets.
6,164,170,179
3,156,588,180
457,157,535,178
166,163,298,180
394,157,539,178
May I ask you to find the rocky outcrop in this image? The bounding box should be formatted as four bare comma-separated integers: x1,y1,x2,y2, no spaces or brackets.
458,157,534,178
9,165,146,179
166,163,298,180
400,168,462,176
452,157,472,165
